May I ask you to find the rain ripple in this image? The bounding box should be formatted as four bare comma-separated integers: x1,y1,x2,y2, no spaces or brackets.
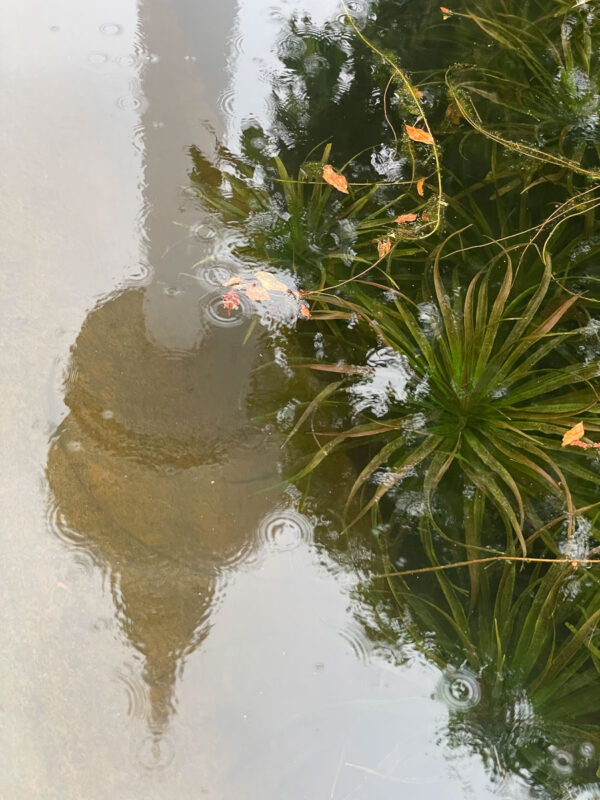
256,508,313,552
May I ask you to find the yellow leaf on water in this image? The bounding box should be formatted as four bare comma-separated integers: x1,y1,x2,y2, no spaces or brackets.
405,125,435,145
323,164,349,194
255,271,290,294
245,284,270,302
417,177,425,197
562,421,585,447
377,238,392,258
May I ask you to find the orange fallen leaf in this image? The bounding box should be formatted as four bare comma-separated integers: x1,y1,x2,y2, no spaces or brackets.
323,164,349,194
222,289,241,314
415,89,424,99
255,271,290,294
421,212,430,221
377,238,392,258
440,6,452,16
223,276,242,286
570,440,590,449
299,304,311,319
395,213,418,223
405,125,435,145
562,421,585,447
245,284,270,302
416,178,425,197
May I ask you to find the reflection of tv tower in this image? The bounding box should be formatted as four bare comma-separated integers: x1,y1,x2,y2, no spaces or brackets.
46,0,285,738
47,283,283,733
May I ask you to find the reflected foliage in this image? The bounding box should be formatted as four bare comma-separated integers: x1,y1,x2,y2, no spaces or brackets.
187,0,600,794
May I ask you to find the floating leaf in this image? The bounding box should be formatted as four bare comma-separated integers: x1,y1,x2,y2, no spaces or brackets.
405,125,435,145
323,164,349,194
299,304,311,319
417,178,425,197
222,289,241,314
256,270,290,294
570,440,590,449
395,213,418,223
421,212,430,221
223,276,242,287
562,421,585,447
377,238,392,258
246,284,270,302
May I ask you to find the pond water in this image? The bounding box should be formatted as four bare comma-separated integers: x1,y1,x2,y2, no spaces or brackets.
2,0,600,798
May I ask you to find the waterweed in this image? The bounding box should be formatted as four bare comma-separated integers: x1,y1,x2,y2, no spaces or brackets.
189,139,434,293
289,239,600,556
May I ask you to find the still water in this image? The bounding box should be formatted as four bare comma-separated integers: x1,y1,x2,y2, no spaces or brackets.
0,1,598,798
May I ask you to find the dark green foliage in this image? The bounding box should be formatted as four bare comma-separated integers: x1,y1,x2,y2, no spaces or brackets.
187,0,600,792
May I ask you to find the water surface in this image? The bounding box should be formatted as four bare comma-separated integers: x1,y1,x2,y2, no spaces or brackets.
1,1,599,798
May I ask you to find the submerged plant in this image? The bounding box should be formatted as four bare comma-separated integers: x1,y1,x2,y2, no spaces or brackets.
290,241,600,554
189,139,438,294
444,0,600,183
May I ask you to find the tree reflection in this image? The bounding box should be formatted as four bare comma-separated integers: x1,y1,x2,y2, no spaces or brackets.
184,0,600,795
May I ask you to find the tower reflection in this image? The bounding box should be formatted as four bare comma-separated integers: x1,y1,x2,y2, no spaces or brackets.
47,286,284,734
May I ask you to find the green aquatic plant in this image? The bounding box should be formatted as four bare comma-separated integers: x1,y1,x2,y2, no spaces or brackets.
182,0,600,792
362,482,600,789
443,0,600,183
290,241,600,555
189,139,440,290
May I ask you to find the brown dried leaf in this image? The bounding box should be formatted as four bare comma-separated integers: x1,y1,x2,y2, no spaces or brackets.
562,421,585,447
323,164,349,194
405,125,435,145
245,284,270,302
416,178,425,197
377,238,392,258
395,213,418,223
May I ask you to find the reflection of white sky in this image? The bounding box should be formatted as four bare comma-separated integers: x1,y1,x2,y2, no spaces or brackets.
225,0,343,146
0,0,144,792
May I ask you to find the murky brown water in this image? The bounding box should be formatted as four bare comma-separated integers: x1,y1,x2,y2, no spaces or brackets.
0,1,530,797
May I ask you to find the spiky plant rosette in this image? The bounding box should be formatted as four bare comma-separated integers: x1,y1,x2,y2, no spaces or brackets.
290,241,600,556
188,139,438,296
